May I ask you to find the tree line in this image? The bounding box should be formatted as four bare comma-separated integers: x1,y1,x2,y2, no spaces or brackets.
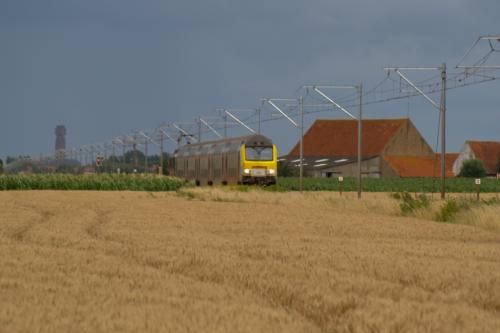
1,151,170,175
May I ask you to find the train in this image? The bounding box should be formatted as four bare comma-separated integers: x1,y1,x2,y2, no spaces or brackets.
169,134,277,185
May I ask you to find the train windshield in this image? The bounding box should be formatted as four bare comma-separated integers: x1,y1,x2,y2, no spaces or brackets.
245,146,273,161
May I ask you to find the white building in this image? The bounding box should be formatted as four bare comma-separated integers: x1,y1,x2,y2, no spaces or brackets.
452,140,500,177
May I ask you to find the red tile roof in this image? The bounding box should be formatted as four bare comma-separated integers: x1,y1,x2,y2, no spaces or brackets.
467,141,500,175
384,154,459,178
289,118,409,157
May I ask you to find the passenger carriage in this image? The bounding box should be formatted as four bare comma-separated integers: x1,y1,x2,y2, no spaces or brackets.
169,134,277,185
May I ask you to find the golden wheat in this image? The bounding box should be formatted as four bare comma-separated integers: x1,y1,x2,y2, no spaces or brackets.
1,190,499,333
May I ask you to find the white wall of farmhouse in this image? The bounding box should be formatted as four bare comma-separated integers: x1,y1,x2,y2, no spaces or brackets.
452,143,475,176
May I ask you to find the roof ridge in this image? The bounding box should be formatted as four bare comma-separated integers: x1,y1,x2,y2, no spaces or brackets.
314,117,409,122
466,140,500,144
384,153,459,157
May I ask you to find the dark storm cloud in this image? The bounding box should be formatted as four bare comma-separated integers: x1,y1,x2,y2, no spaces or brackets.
1,0,499,158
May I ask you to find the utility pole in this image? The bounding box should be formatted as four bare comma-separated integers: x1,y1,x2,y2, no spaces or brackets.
138,130,161,174
159,131,164,175
440,63,447,199
257,107,261,134
111,142,116,172
133,135,138,169
384,66,447,199
102,144,108,160
90,146,95,168
144,137,148,172
198,118,202,142
357,83,363,199
299,96,304,193
122,141,126,164
158,126,177,175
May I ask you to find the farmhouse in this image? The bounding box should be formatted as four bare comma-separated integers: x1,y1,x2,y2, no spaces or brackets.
452,140,500,177
283,118,458,178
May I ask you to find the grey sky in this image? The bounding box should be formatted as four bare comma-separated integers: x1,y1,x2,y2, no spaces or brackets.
1,0,499,158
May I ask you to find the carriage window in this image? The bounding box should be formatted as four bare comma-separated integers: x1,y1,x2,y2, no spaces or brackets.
245,146,273,161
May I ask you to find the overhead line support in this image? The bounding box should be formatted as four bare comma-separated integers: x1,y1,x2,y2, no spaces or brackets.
310,87,357,119
199,118,223,138
307,84,363,199
385,64,447,199
265,98,303,192
224,110,256,134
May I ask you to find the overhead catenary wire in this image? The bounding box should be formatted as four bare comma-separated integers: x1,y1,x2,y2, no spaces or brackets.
67,65,499,157
55,36,500,163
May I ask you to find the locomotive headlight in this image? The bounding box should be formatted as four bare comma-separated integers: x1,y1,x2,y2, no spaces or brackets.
243,169,250,174
268,169,275,175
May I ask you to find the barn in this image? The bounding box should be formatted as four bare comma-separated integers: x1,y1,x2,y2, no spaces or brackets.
283,118,458,178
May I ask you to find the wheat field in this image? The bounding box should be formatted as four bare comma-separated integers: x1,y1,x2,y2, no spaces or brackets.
1,189,499,333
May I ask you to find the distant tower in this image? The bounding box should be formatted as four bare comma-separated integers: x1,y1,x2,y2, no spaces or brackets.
55,125,66,158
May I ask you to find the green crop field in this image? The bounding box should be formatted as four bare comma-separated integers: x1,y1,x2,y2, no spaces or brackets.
273,177,500,193
1,174,498,193
0,174,189,191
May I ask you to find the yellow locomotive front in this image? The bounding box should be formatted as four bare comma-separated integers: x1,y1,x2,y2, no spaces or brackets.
240,143,277,185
